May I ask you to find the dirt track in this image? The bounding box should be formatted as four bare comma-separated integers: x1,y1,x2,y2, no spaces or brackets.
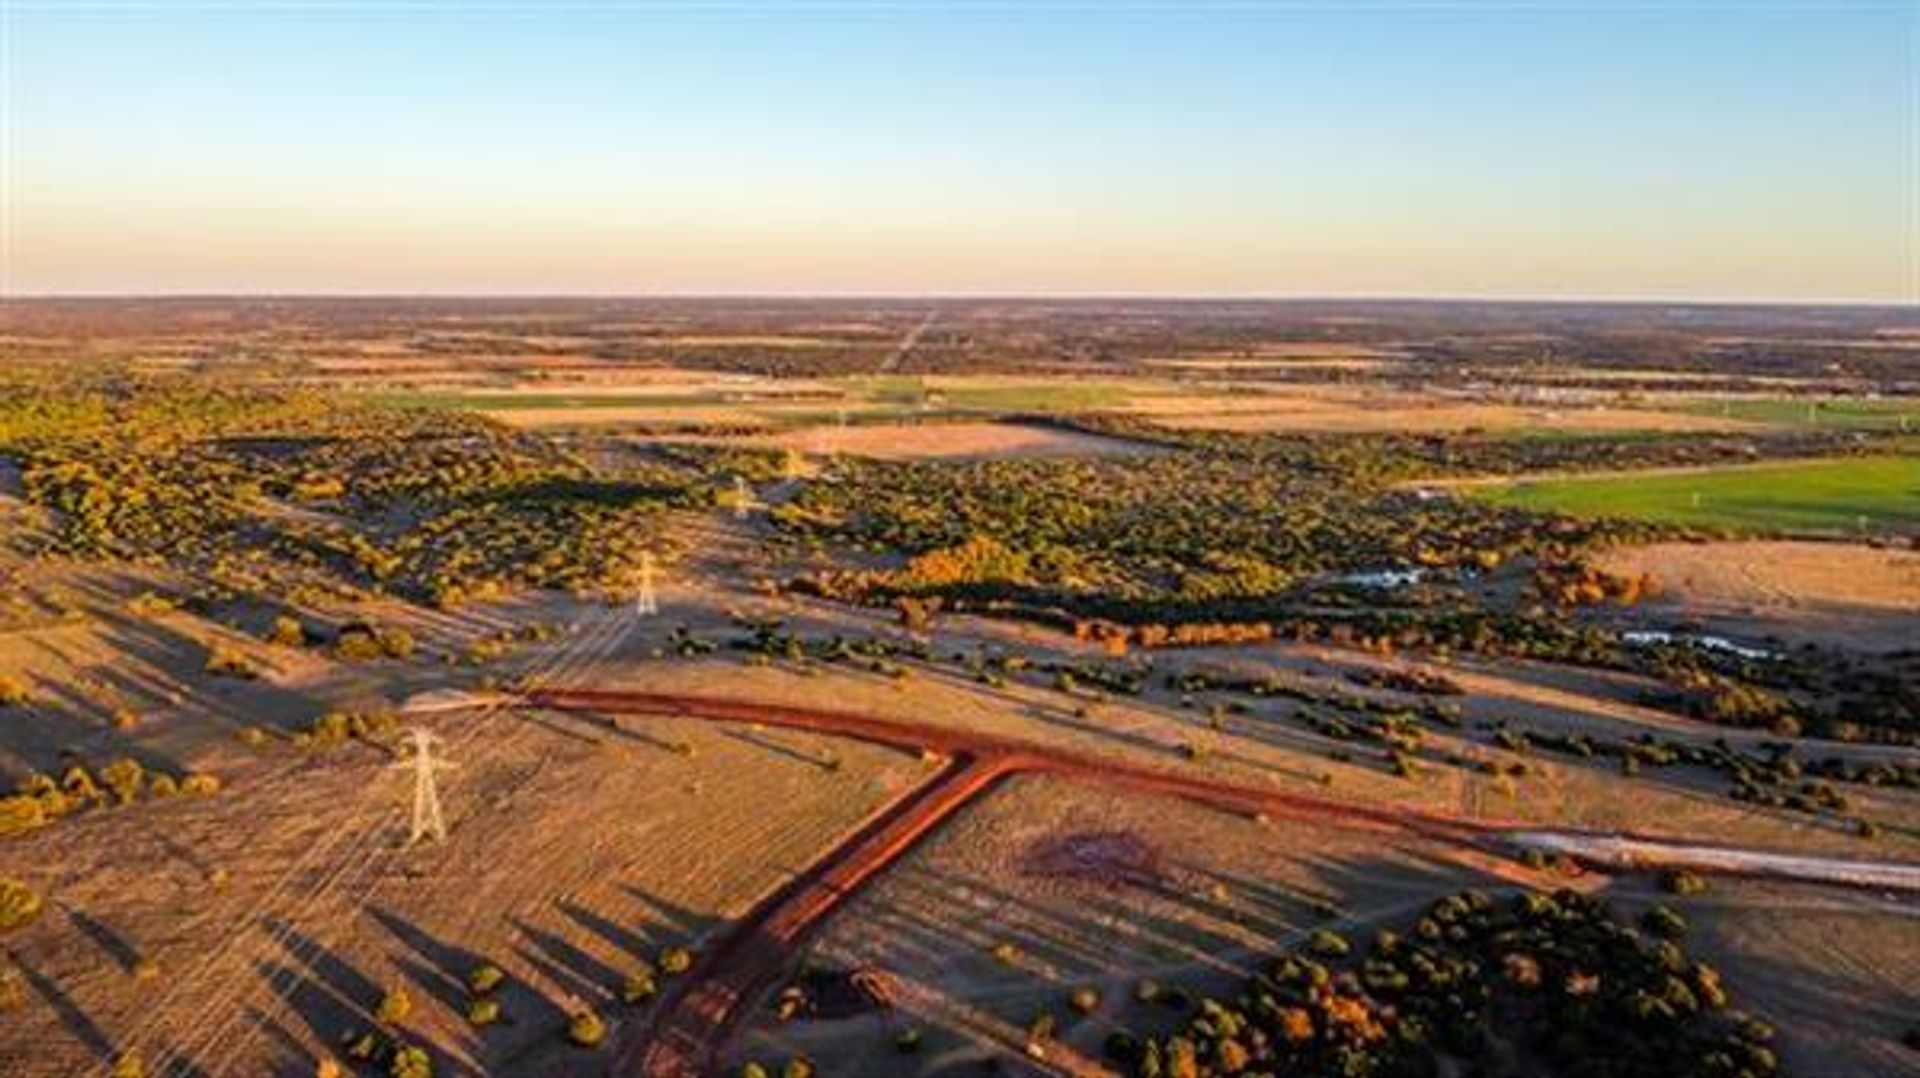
524,688,1920,1078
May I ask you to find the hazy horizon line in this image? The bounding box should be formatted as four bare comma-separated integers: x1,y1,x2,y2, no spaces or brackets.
5,291,1916,311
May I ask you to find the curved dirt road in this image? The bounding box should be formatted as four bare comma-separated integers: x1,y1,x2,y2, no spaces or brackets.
521,688,1920,1078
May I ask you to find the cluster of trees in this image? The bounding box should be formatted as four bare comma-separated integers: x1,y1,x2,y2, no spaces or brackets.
0,759,221,837
782,449,1643,612
1121,888,1779,1078
0,368,741,609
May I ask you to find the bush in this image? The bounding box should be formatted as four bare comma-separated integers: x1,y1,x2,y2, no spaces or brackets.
1069,985,1102,1014
658,946,693,975
0,673,29,707
267,615,307,647
1661,870,1708,896
180,773,222,796
110,1051,143,1078
567,1009,606,1048
621,970,658,1005
0,879,42,933
376,985,413,1024
204,644,260,679
101,758,145,804
0,796,49,836
781,1058,815,1078
894,1027,924,1053
1642,905,1688,939
466,999,501,1027
388,1045,431,1078
466,963,505,995
1307,929,1351,958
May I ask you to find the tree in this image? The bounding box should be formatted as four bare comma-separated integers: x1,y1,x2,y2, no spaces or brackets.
0,879,41,933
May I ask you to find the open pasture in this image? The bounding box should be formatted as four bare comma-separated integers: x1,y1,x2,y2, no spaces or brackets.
1474,456,1920,536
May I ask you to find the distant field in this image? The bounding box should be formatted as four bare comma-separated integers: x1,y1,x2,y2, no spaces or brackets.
1663,396,1920,431
1476,456,1920,535
844,375,1148,412
374,390,735,410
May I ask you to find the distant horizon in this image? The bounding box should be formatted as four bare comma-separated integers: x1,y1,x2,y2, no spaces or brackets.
4,291,1916,311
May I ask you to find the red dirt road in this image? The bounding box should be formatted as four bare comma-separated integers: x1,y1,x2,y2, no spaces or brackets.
521,689,1920,1078
525,688,1489,1078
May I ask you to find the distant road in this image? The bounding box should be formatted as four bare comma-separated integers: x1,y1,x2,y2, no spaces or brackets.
877,309,937,374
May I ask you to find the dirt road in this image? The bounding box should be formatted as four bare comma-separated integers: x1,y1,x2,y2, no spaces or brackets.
524,688,1920,1078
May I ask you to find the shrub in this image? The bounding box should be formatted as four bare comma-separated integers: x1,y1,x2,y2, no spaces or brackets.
1308,929,1351,958
100,758,145,804
204,645,260,679
739,1065,770,1078
388,1045,431,1078
466,963,505,995
1069,985,1102,1014
566,1009,606,1048
0,796,49,836
180,774,222,796
0,673,29,707
110,1051,143,1078
1643,905,1688,938
267,616,307,647
376,627,416,660
376,985,413,1024
780,1058,814,1078
621,970,658,1005
0,879,42,933
658,946,693,975
1661,870,1708,896
894,1027,924,1053
466,999,501,1027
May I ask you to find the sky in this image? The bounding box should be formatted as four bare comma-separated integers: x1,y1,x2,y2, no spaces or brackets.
2,2,1914,301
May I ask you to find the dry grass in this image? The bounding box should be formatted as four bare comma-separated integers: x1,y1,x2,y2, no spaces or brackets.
1595,540,1920,649
730,421,1164,461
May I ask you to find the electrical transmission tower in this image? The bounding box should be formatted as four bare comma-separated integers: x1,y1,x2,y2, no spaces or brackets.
393,727,456,847
732,475,761,519
635,550,659,616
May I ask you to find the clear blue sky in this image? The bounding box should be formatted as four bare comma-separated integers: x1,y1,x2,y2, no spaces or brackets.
4,2,1914,300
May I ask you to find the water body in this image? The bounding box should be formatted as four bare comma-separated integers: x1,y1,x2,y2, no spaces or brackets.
1621,629,1776,662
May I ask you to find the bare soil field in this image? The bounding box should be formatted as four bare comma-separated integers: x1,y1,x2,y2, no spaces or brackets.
723,421,1165,461
1595,540,1920,649
1616,879,1920,1077
1142,389,1758,435
0,650,931,1076
729,773,1509,1077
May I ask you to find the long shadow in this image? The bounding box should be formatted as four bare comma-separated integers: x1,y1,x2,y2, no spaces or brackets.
10,949,116,1064
67,908,142,975
725,727,839,770
371,908,484,1013
559,900,654,962
509,916,623,1005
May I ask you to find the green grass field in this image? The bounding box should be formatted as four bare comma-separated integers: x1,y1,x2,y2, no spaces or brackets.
1663,397,1920,431
1477,456,1920,535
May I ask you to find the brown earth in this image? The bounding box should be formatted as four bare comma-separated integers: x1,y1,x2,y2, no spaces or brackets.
1595,540,1920,649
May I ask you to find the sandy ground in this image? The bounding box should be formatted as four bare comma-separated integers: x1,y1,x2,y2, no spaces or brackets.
731,773,1511,1077
733,774,1917,1078
1596,540,1920,649
1615,880,1920,1077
